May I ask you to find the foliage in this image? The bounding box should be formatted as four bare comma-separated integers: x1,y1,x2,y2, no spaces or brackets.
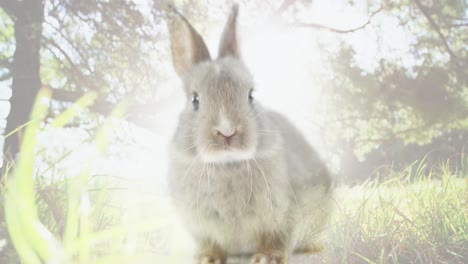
41,0,170,127
319,0,468,160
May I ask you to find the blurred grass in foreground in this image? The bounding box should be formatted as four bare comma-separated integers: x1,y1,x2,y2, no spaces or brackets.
1,89,189,263
0,90,467,263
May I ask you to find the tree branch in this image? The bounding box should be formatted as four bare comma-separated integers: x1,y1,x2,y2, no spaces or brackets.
413,0,458,60
274,0,296,16
43,37,77,66
48,87,157,130
43,37,91,92
50,88,120,117
0,0,19,18
449,22,468,28
42,19,92,71
290,7,382,33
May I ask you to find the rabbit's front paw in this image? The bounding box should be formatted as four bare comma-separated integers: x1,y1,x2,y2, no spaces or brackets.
250,253,284,264
196,256,225,264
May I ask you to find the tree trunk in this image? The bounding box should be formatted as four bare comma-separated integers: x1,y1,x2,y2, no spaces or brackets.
2,0,44,168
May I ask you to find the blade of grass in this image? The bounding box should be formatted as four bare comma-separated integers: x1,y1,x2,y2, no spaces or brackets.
50,92,98,128
4,88,63,262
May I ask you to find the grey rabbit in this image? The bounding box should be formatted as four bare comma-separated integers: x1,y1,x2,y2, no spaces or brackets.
166,4,333,264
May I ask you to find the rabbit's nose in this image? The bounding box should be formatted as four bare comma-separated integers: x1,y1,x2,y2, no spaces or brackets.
215,114,238,144
216,129,237,144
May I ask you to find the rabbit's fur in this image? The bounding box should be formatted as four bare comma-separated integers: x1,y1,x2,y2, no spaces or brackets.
167,5,333,263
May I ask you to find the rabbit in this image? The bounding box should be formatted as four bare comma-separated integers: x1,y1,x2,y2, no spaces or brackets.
166,4,333,264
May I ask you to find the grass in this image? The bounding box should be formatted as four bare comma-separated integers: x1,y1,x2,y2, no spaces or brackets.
0,90,467,263
324,161,468,263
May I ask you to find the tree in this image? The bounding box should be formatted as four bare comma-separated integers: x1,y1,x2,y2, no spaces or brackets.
244,0,467,178
312,0,468,179
1,0,44,165
0,0,466,181
0,0,164,170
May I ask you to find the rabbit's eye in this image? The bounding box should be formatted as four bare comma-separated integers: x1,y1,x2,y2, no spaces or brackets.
248,89,254,102
192,92,200,110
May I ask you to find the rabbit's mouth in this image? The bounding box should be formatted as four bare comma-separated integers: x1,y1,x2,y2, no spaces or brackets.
200,147,255,163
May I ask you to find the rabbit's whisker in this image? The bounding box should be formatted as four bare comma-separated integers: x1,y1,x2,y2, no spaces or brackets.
196,162,207,232
253,157,273,213
207,161,215,208
256,131,274,135
182,143,197,152
243,108,257,120
243,160,254,210
179,134,195,139
257,129,279,132
256,132,277,137
182,149,203,182
249,109,266,119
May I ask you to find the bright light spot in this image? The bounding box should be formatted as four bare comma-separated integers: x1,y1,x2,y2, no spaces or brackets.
241,19,329,155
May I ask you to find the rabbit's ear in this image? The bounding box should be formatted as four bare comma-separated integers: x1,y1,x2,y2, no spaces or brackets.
218,4,240,59
167,8,211,77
